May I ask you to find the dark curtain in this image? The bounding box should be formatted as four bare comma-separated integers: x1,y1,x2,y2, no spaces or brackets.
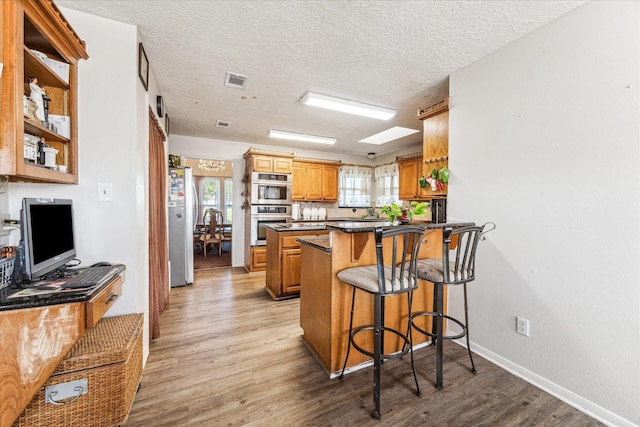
148,107,169,340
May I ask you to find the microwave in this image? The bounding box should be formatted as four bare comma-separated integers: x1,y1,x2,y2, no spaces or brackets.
251,172,292,205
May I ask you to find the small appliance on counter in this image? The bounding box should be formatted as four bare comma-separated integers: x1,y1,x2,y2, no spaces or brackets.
292,203,300,220
310,207,319,220
318,207,326,220
431,198,447,223
302,207,311,220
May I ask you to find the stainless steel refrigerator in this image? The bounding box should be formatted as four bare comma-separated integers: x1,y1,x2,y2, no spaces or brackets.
168,166,194,287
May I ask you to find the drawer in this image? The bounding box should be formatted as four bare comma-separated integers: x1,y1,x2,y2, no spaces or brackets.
282,235,302,248
86,276,122,328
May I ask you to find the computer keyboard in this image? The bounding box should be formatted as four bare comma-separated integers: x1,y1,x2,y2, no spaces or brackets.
64,265,121,288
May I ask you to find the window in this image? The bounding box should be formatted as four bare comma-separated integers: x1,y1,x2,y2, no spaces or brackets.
338,165,372,207
374,163,399,207
224,178,233,223
198,177,233,224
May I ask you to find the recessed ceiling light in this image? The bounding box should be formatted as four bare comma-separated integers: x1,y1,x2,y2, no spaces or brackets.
224,71,248,89
300,91,396,121
268,129,337,145
359,126,420,145
216,120,231,128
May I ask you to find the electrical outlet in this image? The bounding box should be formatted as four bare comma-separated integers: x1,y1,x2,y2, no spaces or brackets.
516,316,529,336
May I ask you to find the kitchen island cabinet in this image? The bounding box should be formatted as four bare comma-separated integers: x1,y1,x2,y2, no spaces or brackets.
298,221,473,376
265,225,328,300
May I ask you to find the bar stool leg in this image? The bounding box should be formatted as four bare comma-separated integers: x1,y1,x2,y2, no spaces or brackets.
435,282,444,390
463,283,477,374
408,292,422,397
339,287,357,380
372,293,382,419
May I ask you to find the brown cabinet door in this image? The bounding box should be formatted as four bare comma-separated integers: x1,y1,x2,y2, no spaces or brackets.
292,162,305,200
322,165,339,201
252,156,273,172
273,157,292,173
251,247,267,269
305,164,323,200
282,248,302,294
398,159,420,200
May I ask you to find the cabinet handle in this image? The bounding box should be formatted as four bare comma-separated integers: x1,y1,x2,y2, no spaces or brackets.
106,294,118,304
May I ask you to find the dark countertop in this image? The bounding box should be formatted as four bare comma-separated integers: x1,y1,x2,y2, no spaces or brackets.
266,222,327,231
295,235,331,252
325,220,475,233
267,220,475,233
0,264,125,311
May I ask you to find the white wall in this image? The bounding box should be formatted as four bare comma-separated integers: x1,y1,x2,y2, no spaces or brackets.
4,10,154,359
448,2,639,425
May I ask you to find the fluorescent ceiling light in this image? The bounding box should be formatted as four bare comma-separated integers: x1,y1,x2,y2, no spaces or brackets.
268,129,337,145
359,126,420,145
300,92,396,121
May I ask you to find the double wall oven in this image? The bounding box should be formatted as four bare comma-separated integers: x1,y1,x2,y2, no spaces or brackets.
249,171,292,246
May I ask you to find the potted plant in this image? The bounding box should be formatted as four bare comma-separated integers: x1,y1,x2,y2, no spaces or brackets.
380,201,429,224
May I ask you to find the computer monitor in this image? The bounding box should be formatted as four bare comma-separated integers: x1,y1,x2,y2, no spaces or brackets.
20,198,76,281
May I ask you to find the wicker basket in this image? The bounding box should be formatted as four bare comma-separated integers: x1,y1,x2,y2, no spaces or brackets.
0,246,16,290
14,313,143,427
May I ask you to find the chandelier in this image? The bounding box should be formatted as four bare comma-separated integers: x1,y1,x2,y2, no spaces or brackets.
198,159,225,172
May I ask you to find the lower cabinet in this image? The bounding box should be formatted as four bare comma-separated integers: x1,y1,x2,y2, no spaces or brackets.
265,228,328,300
250,247,267,272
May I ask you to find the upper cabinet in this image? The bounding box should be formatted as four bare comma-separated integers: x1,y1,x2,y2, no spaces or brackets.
397,153,430,200
292,159,340,202
247,152,293,174
417,98,449,197
1,0,88,184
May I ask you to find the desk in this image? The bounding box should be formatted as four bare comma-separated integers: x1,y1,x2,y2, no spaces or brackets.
0,269,124,427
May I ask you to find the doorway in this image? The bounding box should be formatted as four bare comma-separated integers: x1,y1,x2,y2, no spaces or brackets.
186,157,233,269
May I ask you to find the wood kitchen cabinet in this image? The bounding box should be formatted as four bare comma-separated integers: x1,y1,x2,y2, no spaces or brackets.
249,246,267,272
398,153,430,200
265,228,329,300
1,0,88,184
417,98,449,197
244,148,294,173
292,159,340,202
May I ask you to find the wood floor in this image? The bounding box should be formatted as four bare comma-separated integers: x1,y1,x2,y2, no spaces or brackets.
124,268,603,427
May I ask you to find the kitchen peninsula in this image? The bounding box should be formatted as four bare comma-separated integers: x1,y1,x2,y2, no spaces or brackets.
296,220,473,377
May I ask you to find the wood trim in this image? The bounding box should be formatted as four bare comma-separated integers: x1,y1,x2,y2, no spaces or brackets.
293,157,342,165
416,97,449,120
24,0,88,60
395,152,422,162
243,147,295,159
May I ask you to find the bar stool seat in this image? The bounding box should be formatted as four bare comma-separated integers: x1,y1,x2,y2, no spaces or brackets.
410,223,494,390
337,225,426,419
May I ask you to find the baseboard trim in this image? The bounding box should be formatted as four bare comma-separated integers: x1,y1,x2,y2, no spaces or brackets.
458,340,637,427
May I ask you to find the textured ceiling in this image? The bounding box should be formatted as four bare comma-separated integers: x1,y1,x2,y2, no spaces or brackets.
56,0,586,158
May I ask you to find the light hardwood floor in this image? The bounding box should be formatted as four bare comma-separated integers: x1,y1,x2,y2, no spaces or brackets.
124,268,602,426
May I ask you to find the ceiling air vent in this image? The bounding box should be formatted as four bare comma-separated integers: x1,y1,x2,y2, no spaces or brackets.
224,72,248,89
216,120,231,128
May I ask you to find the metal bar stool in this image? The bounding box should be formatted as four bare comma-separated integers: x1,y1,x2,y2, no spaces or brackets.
337,225,426,419
410,223,494,390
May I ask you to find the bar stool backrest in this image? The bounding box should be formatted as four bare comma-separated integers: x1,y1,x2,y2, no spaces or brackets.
375,226,426,295
441,225,485,284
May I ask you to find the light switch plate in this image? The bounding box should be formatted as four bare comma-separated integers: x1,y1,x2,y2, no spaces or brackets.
98,183,113,202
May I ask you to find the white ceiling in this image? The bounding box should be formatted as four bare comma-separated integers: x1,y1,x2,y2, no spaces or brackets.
56,0,586,158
